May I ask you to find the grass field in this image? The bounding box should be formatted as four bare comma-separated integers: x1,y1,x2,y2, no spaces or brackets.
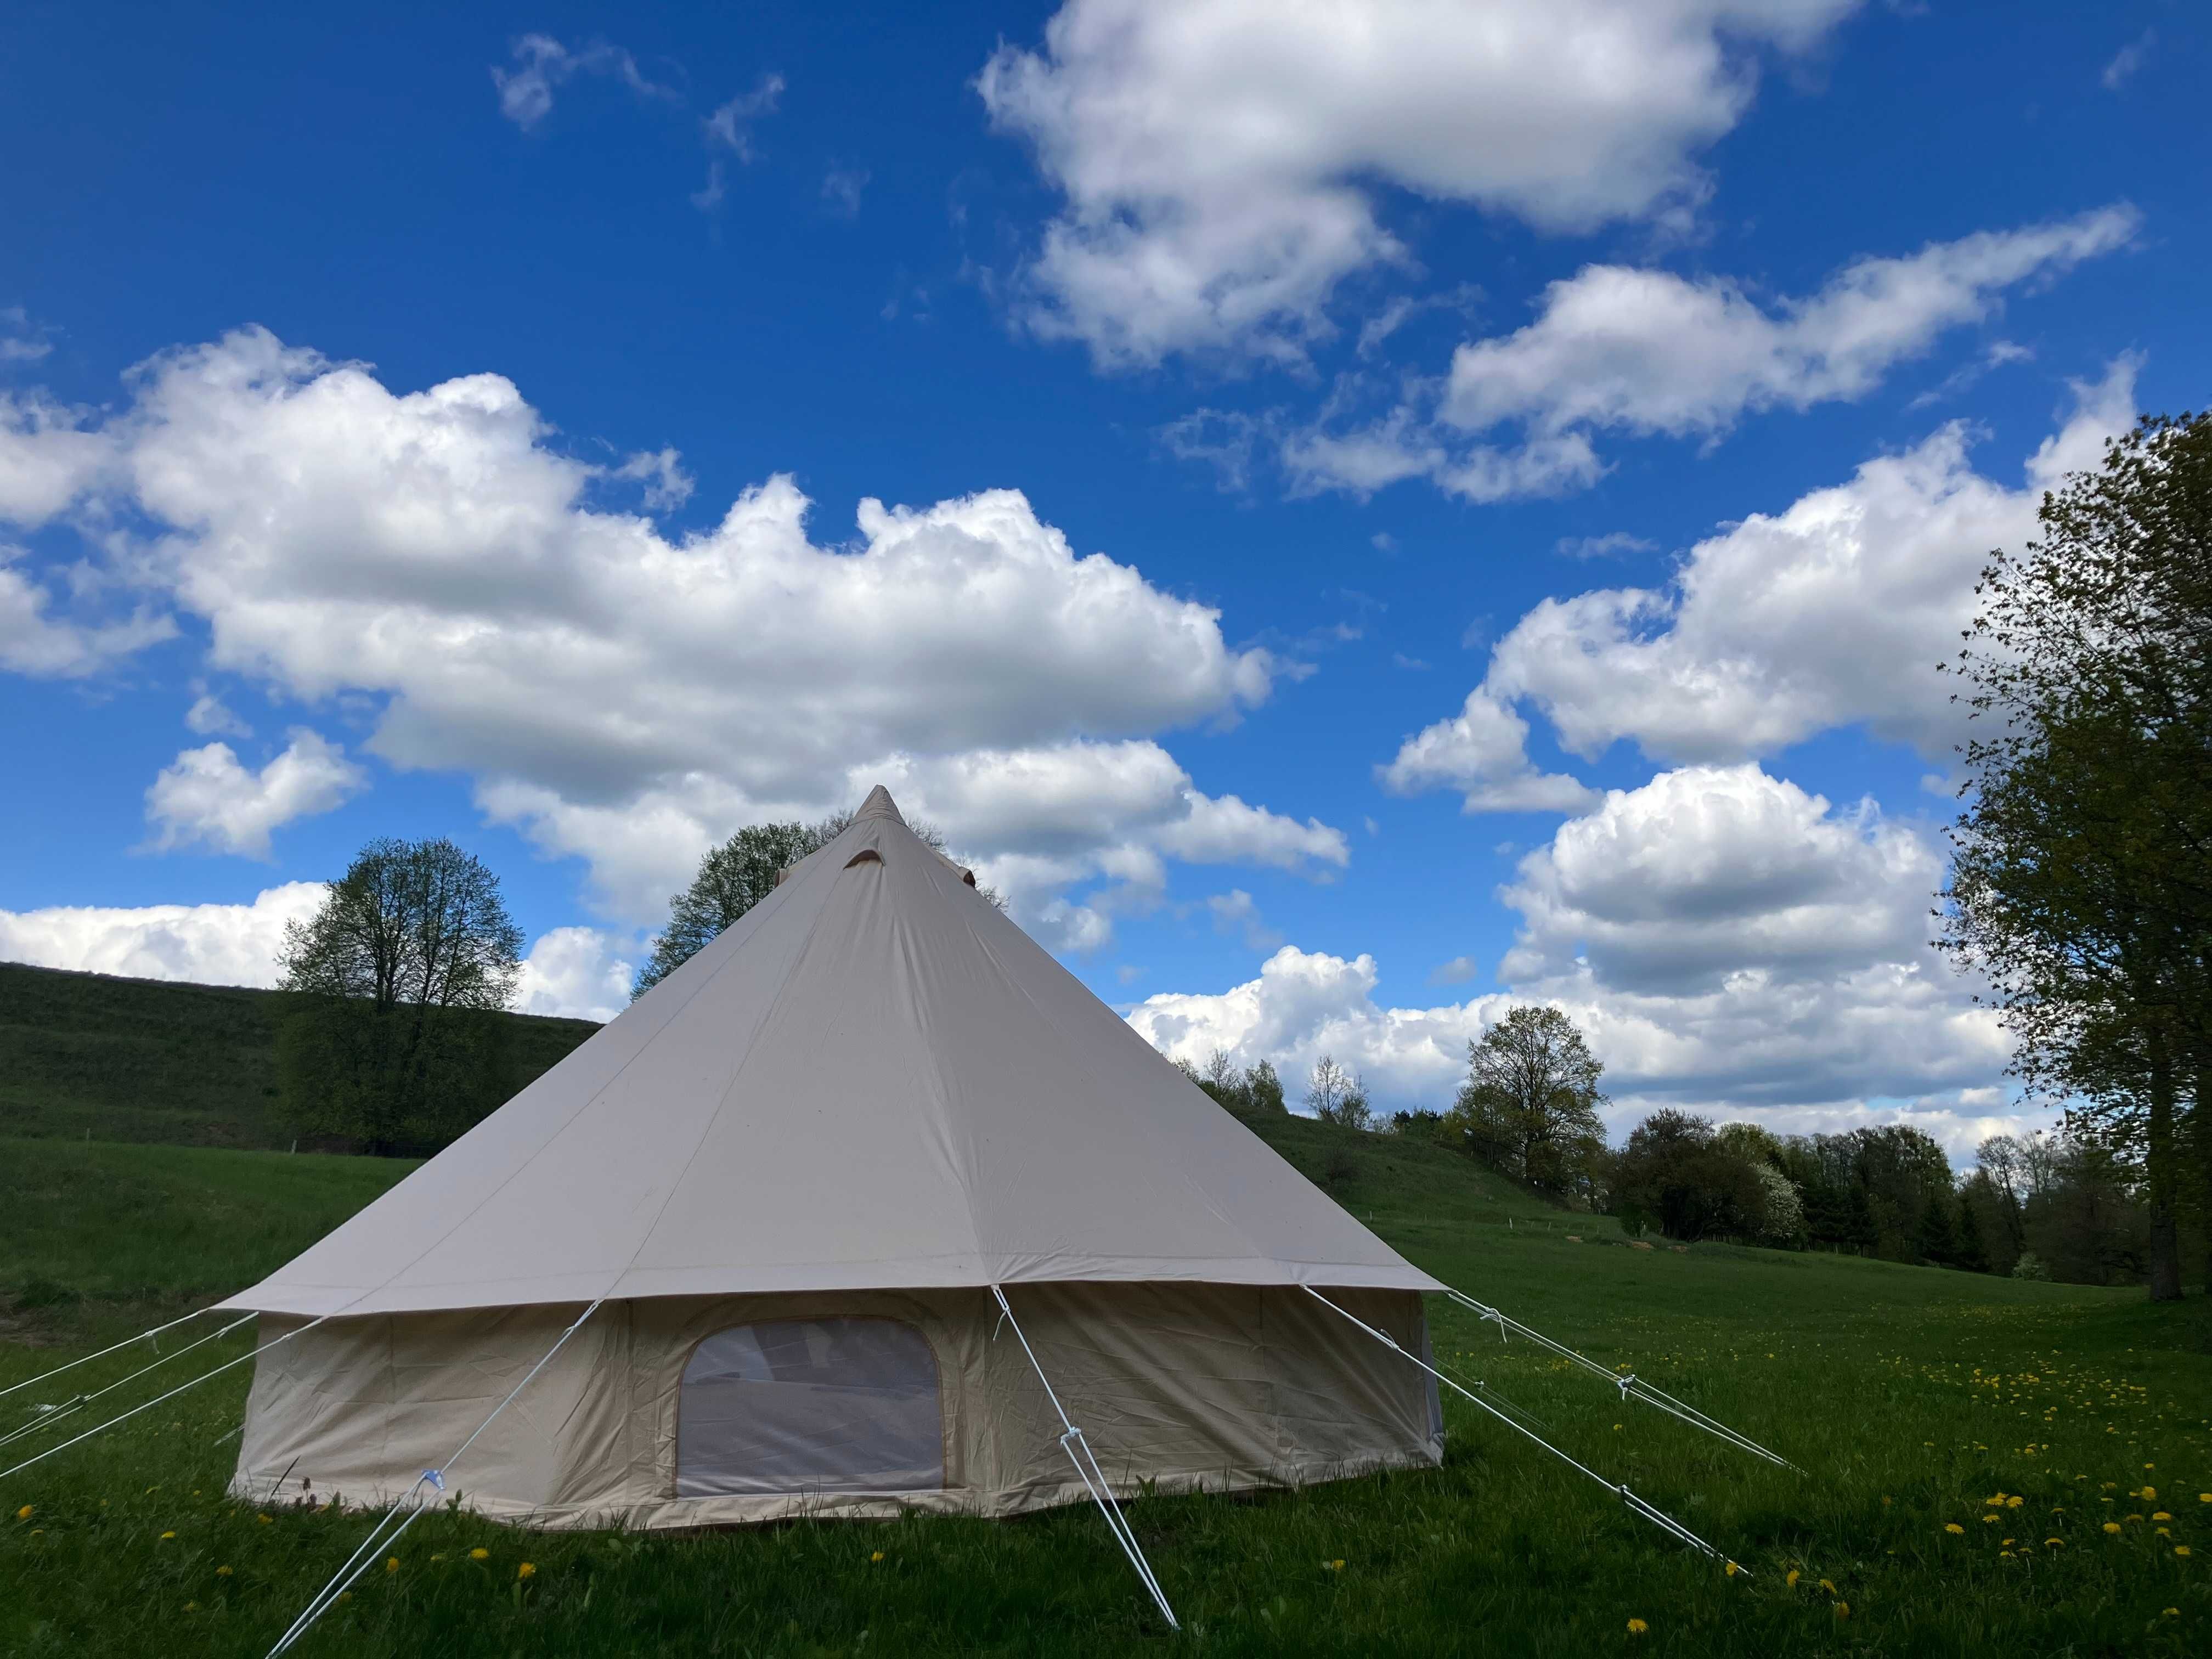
0,961,599,1150
3,1126,2208,1657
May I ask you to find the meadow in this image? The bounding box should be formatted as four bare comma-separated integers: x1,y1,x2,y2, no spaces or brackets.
3,1125,2207,1657
0,962,597,1150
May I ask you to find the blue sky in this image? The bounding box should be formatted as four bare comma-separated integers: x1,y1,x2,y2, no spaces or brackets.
2,2,2205,1153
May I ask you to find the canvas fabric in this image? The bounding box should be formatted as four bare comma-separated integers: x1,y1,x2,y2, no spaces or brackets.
219,789,1440,1321
229,1285,1443,1530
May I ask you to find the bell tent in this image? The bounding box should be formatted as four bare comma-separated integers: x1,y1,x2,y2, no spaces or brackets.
217,787,1448,1536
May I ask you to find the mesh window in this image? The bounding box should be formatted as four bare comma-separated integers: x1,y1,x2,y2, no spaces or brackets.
677,1318,944,1496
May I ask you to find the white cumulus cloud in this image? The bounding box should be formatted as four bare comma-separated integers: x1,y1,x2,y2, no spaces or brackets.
980,0,1861,366
1387,358,2138,809
143,731,368,859
514,926,635,1022
1290,208,2137,500
0,328,1334,933
0,882,326,988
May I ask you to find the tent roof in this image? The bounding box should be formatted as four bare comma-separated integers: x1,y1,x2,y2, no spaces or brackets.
224,792,1442,1317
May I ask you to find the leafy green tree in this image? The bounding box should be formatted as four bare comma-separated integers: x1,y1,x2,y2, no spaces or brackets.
1445,1006,1607,1200
1245,1058,1285,1114
1954,1191,1991,1273
1914,1194,1959,1267
634,820,834,997
1611,1110,1767,1243
1940,410,2212,1301
276,838,524,1155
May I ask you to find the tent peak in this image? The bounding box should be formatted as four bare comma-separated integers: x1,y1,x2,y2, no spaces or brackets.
854,785,905,825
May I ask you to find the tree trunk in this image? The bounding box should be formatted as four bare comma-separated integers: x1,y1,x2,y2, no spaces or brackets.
2145,1028,2183,1302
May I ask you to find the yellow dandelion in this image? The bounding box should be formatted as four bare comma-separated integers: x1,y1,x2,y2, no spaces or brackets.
257,1514,272,1525
2158,1527,2171,1537
517,1562,536,1579
470,1547,490,1561
2001,1538,2014,1547
2006,1496,2022,1508
2167,1607,2182,1617
161,1531,177,1540
2153,1511,2172,1522
2044,1538,2063,1547
216,1566,233,1577
1819,1579,1836,1596
1982,1515,1999,1525
1724,1561,1739,1577
2103,1522,2122,1534
1626,1618,1649,1635
385,1557,400,1574
431,1554,445,1563
184,1601,198,1612
870,1550,884,1564
1785,1570,1799,1589
13,1506,29,1521
1945,1523,1965,1535
2178,1546,2193,1558
1833,1602,1850,1619
2142,1486,2157,1502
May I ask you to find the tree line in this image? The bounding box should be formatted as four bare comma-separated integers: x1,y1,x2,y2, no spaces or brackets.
1194,1007,2181,1289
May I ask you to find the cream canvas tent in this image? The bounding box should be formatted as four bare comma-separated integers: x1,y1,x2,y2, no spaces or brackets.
219,787,1446,1539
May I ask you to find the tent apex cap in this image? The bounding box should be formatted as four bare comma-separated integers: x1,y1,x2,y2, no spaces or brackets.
855,785,905,825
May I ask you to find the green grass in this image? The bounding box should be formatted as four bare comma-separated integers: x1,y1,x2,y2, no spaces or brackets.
3,1130,2208,1657
0,960,600,1149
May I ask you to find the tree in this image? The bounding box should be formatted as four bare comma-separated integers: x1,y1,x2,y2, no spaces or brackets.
635,810,1001,996
1446,1007,1608,1199
276,838,524,1155
1306,1054,1373,1130
1245,1058,1286,1114
1748,1165,1807,1248
1939,410,2212,1301
634,821,826,997
1611,1110,1767,1243
1972,1135,2032,1267
1914,1194,1959,1267
1954,1191,1991,1273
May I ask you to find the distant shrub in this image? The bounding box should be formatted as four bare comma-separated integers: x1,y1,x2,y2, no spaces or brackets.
2011,1251,2051,1282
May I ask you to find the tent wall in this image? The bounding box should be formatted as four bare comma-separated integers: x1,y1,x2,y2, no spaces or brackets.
232,1285,1442,1530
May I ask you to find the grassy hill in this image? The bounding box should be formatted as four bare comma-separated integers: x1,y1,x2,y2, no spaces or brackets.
3,1126,2207,1656
0,961,600,1150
